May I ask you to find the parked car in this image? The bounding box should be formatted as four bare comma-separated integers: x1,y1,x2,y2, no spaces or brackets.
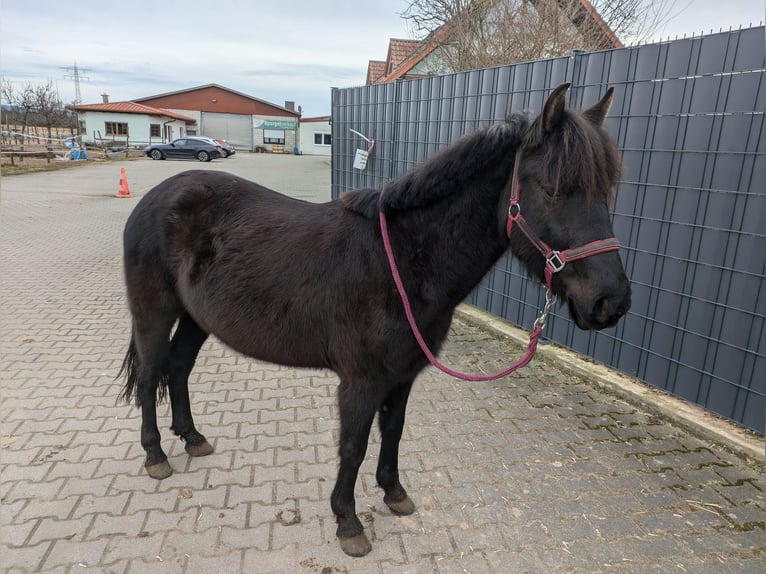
144,137,222,161
211,138,236,158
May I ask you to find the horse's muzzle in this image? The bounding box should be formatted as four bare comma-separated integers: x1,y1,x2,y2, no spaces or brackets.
567,280,632,330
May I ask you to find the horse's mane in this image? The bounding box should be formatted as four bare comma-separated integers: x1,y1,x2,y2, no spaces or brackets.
341,105,622,219
341,114,529,219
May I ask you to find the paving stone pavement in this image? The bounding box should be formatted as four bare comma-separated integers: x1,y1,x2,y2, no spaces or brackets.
1,155,764,573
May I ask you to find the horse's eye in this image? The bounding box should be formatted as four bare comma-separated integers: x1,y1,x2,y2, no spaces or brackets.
543,187,557,200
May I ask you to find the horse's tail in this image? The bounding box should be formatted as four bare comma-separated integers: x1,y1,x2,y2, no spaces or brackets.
117,335,170,406
117,336,140,405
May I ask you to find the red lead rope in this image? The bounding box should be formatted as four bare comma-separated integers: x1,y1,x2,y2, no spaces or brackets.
379,209,546,381
379,152,621,382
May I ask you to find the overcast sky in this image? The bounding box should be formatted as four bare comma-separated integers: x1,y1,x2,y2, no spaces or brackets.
0,0,763,117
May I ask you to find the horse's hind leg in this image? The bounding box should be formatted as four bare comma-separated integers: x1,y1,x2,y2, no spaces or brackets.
376,381,416,516
167,314,213,458
131,316,177,480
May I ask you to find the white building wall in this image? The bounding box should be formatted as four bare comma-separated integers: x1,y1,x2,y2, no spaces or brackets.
78,112,187,146
159,119,188,142
299,119,332,156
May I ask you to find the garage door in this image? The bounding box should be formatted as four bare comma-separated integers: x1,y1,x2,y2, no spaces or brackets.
200,112,252,149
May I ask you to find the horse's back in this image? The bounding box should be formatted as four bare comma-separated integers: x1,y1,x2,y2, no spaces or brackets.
125,170,323,261
126,169,306,227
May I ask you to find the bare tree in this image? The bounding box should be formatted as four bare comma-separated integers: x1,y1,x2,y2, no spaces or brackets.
1,77,13,141
586,0,676,42
1,79,36,143
2,79,75,145
402,0,676,72
34,81,64,140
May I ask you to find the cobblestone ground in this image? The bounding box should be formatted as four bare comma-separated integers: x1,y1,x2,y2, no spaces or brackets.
1,156,764,573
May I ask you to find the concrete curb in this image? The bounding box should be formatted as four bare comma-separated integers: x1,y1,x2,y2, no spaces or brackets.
456,304,765,464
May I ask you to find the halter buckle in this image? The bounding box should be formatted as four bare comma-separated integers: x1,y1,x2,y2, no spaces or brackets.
546,251,565,273
508,202,521,219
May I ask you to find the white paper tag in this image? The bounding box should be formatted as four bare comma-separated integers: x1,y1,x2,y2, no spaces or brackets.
353,149,369,170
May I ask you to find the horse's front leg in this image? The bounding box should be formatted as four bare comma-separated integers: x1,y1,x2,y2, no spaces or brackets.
331,378,379,557
376,381,416,516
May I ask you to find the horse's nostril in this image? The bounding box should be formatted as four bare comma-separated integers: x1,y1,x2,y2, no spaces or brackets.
598,292,630,326
599,296,614,315
594,296,612,322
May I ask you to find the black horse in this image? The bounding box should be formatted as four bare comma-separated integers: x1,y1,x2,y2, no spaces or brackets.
119,83,631,557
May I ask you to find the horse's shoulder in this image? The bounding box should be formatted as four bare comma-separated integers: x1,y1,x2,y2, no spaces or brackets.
340,188,381,219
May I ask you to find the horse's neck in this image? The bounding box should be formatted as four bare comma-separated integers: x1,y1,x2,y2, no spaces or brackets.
393,170,512,308
379,122,524,308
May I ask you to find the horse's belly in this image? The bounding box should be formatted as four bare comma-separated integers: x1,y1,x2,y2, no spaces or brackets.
182,289,334,370
220,324,329,369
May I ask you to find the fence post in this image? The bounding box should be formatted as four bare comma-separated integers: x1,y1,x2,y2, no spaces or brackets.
390,78,404,181
569,49,587,106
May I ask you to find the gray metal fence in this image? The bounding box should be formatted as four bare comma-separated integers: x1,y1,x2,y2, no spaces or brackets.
331,27,765,434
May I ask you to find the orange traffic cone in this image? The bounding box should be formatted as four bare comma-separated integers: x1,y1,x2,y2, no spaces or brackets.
117,167,132,198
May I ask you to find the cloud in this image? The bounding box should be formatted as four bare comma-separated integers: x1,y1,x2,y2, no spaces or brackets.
241,63,360,81
0,1,412,116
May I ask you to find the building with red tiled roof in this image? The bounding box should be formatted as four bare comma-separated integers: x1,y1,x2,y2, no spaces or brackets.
69,97,198,146
69,84,303,151
572,0,622,49
134,84,299,117
368,28,451,85
68,101,196,122
384,39,423,76
134,84,301,150
367,0,622,85
366,60,387,85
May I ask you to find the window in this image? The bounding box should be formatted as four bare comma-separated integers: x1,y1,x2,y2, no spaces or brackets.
313,132,331,146
105,122,128,136
263,129,285,144
150,124,161,138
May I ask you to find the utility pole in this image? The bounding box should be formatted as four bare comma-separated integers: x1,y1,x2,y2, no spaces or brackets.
62,62,91,104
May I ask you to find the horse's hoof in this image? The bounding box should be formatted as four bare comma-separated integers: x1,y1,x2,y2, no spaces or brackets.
338,533,372,557
385,495,416,516
145,460,173,479
185,440,214,457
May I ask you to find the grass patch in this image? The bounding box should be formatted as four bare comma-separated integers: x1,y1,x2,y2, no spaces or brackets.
1,160,89,176
1,151,146,176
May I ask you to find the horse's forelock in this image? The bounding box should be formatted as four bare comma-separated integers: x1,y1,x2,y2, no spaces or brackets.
527,110,621,204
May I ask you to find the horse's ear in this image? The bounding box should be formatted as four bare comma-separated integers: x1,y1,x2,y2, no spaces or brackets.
542,83,571,133
583,86,614,127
